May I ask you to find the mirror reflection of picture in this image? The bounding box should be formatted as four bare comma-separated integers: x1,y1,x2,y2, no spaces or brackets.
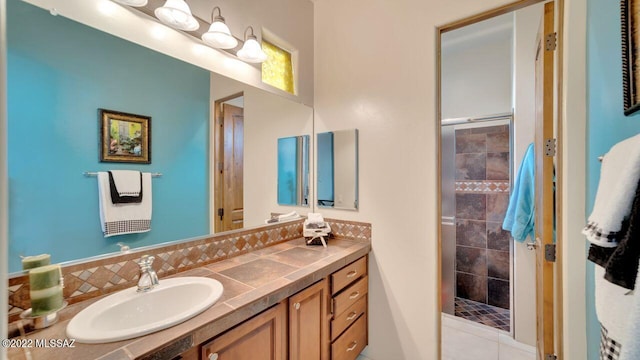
100,109,151,164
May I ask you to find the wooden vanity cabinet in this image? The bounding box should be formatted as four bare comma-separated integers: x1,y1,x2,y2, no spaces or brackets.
289,278,331,360
329,256,368,360
201,302,287,360
178,255,368,360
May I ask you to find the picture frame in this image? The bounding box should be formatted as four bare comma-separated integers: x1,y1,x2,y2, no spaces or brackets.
99,109,151,163
622,0,640,115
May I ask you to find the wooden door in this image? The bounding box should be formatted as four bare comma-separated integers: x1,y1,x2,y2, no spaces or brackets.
534,2,556,359
289,279,330,360
202,302,287,360
215,101,244,232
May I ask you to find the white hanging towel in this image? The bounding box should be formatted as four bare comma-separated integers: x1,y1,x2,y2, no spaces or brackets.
109,170,142,196
619,264,640,360
98,171,152,237
583,133,640,247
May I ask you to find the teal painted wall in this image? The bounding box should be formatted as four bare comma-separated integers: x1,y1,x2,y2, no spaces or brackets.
587,0,640,357
7,0,210,272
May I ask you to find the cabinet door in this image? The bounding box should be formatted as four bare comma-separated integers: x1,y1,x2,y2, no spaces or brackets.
289,278,330,360
202,302,287,360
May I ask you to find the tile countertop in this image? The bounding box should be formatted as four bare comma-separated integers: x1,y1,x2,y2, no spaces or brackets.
6,238,370,360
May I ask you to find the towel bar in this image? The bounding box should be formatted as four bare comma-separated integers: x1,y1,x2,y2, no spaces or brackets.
83,172,162,177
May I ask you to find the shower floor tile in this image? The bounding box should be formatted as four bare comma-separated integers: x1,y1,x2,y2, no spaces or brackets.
454,297,510,332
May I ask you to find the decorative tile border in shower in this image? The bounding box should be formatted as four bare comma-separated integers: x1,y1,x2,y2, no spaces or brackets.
455,180,510,193
7,218,371,323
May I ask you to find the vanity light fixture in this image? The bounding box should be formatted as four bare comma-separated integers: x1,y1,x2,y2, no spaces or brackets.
201,6,238,49
237,26,268,63
154,0,199,31
111,0,148,7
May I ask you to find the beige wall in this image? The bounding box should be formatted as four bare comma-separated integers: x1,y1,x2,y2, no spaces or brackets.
314,0,587,359
560,0,588,357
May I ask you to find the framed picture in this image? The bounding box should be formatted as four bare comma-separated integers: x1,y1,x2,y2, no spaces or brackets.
622,0,640,115
99,109,151,163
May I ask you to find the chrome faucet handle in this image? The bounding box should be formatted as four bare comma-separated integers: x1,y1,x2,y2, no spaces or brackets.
116,242,130,253
136,255,155,268
136,255,159,292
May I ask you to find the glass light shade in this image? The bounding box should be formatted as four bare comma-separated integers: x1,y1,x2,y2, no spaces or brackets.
202,20,238,49
237,36,267,63
154,0,199,31
112,0,148,7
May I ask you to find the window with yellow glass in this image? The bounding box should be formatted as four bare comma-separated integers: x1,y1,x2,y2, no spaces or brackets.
261,40,294,94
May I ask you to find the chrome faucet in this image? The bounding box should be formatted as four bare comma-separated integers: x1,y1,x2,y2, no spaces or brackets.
136,255,159,292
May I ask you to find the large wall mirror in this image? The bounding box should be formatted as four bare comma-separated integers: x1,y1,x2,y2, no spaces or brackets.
277,135,310,207
7,0,313,273
317,129,359,210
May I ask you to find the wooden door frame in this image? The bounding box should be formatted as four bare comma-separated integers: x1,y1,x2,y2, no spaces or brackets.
435,0,564,358
212,92,244,233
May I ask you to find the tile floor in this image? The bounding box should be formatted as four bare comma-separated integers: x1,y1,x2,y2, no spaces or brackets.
442,313,536,360
454,297,511,332
356,310,532,360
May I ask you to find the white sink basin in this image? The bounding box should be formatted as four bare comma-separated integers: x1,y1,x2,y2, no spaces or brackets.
66,277,223,343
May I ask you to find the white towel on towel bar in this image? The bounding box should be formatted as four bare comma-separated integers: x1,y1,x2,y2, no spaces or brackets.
109,170,142,196
98,172,152,237
583,133,640,247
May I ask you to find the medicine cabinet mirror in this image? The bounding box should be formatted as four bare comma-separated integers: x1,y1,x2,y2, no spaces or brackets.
317,129,359,210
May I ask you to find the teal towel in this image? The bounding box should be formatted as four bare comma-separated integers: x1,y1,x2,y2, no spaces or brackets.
503,143,535,242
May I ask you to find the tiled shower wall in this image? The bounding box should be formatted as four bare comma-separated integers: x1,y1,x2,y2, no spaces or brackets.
454,125,511,309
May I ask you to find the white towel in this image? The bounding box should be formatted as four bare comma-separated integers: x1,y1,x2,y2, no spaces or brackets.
583,134,640,247
109,170,142,196
307,213,325,224
98,172,152,237
277,211,300,221
619,263,640,360
264,211,301,224
595,266,633,352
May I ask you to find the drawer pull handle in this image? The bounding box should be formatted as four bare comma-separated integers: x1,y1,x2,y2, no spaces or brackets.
209,353,219,360
294,302,301,310
346,270,358,278
346,311,358,321
347,341,358,352
349,291,360,299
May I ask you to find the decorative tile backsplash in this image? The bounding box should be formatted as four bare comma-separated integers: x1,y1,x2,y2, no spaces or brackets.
7,218,371,323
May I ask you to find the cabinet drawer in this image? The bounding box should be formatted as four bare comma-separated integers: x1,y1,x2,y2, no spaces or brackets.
333,276,368,316
332,257,367,295
331,296,366,341
331,313,367,360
